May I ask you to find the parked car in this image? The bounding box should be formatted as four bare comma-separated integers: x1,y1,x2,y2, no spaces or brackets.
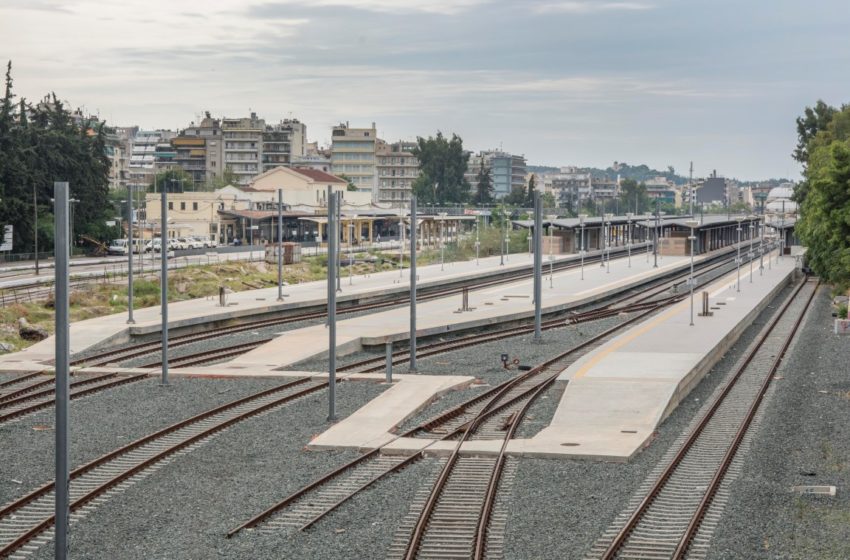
197,235,218,248
185,237,204,249
173,238,189,250
108,239,130,256
145,239,161,253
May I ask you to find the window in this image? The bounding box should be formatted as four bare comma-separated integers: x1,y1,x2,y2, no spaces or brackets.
168,202,173,210
193,202,198,211
180,202,186,211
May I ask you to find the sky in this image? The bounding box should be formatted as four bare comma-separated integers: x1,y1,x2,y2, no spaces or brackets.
1,0,848,181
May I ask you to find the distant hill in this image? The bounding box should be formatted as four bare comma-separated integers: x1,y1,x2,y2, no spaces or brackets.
529,162,790,186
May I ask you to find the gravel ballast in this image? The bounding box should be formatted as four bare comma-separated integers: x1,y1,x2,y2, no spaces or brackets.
706,286,850,559
0,376,295,506
502,282,800,560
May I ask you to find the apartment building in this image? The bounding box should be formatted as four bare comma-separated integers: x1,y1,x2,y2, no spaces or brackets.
262,119,307,172
376,140,419,207
331,122,378,196
182,114,224,185
128,129,175,191
222,113,264,185
466,150,527,199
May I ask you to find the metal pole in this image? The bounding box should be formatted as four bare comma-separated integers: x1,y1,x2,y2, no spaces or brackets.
548,221,553,288
475,219,479,265
385,341,393,383
328,187,337,421
533,191,542,342
127,184,135,323
759,218,764,275
409,196,418,372
53,182,70,560
580,222,585,280
160,188,169,385
277,189,284,301
627,217,632,268
336,192,341,292
399,213,405,278
736,222,742,292
349,220,354,285
749,221,754,283
689,225,695,326
34,184,39,275
654,201,659,268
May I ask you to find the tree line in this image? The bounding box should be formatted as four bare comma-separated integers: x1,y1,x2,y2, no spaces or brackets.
793,100,850,289
0,61,112,255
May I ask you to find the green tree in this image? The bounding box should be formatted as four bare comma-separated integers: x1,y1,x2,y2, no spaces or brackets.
410,132,470,204
472,160,493,204
796,138,850,289
525,175,537,207
618,179,651,214
209,167,240,189
338,173,358,192
793,100,840,164
149,168,194,193
503,184,527,206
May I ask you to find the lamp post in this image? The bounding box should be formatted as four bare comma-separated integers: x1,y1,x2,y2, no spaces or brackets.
686,219,699,326
504,216,510,263
440,213,447,270
547,214,557,287
33,183,39,275
735,216,744,292
475,216,481,266
778,208,786,262
758,216,764,275
69,198,79,256
604,213,613,273
748,216,755,283
626,212,633,268
653,201,660,268
579,214,586,280
127,185,135,324
398,211,405,278
349,215,355,285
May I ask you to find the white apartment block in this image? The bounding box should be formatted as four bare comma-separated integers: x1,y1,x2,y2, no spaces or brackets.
376,140,419,207
222,113,264,185
331,122,378,196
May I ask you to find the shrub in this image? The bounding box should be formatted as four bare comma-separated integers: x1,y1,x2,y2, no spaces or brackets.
839,303,848,320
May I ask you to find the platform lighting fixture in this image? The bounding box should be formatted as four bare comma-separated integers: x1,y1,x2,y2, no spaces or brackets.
735,216,745,292
475,217,480,266
349,214,357,285
604,213,613,273
547,215,557,287
579,214,587,280
758,216,765,275
626,212,633,268
778,209,786,262
685,219,699,326
440,213,447,270
504,212,510,264
748,216,756,283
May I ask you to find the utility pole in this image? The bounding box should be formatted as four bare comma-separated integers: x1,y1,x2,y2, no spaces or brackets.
33,184,39,275
653,199,659,268
277,189,284,301
533,191,542,342
409,196,418,372
53,182,70,560
160,186,169,385
688,161,694,216
327,186,337,421
127,184,135,324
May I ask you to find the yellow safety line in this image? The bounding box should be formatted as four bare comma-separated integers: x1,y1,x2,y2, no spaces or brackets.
571,258,783,380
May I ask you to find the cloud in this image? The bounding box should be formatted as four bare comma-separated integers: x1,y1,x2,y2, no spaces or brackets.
247,0,490,16
534,1,654,14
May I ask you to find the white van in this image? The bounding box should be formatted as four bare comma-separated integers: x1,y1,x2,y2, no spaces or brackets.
108,239,130,255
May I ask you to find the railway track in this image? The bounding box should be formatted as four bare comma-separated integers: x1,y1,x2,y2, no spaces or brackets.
69,245,659,368
587,276,818,560
0,372,149,424
0,376,332,558
227,302,666,545
135,249,748,372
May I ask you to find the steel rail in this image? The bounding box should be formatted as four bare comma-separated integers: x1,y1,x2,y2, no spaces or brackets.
599,276,814,560
671,278,819,558
0,376,325,557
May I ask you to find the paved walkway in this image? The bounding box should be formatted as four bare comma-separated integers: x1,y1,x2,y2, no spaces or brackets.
0,250,592,364
232,251,694,369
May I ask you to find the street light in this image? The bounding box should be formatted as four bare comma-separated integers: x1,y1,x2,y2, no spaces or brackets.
686,219,699,326
748,216,755,283
604,213,613,273
547,214,557,288
653,201,660,268
439,213,447,270
579,214,586,280
758,216,765,276
349,214,356,285
475,217,480,266
735,216,744,292
626,212,633,268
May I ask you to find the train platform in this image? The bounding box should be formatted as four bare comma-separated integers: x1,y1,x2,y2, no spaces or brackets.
305,250,798,461
229,251,697,369
0,250,606,367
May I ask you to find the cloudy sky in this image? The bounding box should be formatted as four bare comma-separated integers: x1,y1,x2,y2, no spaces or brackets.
1,0,847,180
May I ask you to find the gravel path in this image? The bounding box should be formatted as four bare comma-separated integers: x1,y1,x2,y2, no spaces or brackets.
30,379,390,560
706,286,850,560
502,282,798,560
0,376,294,507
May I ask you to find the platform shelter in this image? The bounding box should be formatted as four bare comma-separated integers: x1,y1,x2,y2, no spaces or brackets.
635,214,762,256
